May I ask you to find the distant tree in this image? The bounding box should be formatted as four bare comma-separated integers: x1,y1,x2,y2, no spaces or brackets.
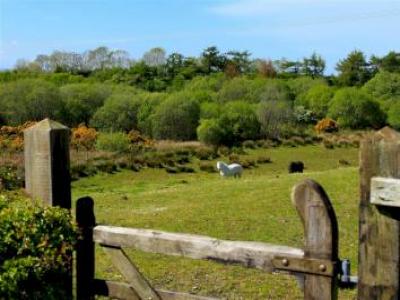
90,92,142,132
257,59,277,78
363,71,400,102
301,84,334,118
0,79,63,125
165,52,184,78
60,83,112,126
151,94,200,140
142,47,167,67
328,87,385,128
197,118,226,146
201,46,226,73
226,50,251,74
336,50,373,86
388,101,400,130
302,52,325,78
258,100,293,138
371,51,400,73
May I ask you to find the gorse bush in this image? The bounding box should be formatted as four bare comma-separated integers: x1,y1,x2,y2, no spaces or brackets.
0,195,78,299
95,132,131,153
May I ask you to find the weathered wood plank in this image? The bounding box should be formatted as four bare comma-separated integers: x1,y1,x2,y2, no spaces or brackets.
370,176,400,207
358,127,400,299
93,279,219,300
102,245,161,300
94,226,304,272
292,179,338,300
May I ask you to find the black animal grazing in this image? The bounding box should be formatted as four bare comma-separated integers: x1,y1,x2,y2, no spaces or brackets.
288,161,304,173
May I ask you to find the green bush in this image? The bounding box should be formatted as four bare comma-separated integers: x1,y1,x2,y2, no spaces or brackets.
0,165,24,190
328,87,386,129
242,140,257,149
388,101,400,130
95,132,130,153
0,195,77,299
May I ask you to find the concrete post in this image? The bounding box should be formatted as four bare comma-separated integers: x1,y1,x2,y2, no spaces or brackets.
24,118,71,209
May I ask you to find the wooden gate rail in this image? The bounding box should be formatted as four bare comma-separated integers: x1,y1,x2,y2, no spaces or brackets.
76,179,339,300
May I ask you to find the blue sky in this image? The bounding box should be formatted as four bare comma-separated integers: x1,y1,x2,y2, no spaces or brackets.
0,0,399,73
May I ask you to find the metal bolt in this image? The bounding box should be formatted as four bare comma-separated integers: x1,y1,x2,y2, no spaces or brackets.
319,264,327,272
282,258,289,266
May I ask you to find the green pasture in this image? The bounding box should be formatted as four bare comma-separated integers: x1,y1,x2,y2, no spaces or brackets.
72,145,359,299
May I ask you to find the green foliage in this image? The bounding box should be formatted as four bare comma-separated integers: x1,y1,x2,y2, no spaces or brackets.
336,50,373,86
95,132,131,153
0,196,77,299
328,87,385,129
90,92,141,131
151,93,200,140
197,118,226,146
258,100,293,138
301,84,335,118
388,101,400,130
0,79,63,125
363,71,400,103
59,83,111,126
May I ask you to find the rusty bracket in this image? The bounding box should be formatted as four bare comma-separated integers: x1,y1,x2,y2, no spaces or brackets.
272,256,337,277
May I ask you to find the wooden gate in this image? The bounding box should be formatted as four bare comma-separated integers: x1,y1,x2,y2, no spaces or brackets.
76,179,340,300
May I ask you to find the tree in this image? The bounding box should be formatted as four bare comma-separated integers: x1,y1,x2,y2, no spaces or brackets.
371,51,400,73
336,50,373,86
90,92,142,132
0,79,63,125
197,118,226,146
258,100,293,138
387,101,400,129
363,71,400,102
301,84,334,118
328,87,385,129
226,50,251,74
256,59,277,78
151,94,200,140
165,52,184,78
60,83,111,126
201,46,226,74
142,47,167,67
302,52,325,78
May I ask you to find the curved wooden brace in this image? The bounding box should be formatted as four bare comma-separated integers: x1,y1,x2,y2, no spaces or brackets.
292,179,339,300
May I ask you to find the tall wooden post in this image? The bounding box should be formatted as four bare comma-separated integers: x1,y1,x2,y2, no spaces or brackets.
24,118,71,209
24,118,72,298
358,127,400,299
292,179,339,300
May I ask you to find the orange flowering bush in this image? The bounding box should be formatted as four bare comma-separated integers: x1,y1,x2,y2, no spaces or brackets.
314,118,339,133
71,124,98,152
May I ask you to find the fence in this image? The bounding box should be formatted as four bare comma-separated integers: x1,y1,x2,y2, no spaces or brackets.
23,119,400,300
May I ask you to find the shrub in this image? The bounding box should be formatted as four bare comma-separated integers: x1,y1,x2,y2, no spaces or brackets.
314,118,338,133
388,101,400,130
328,88,386,129
323,139,334,149
71,124,98,152
242,140,256,149
96,132,130,153
0,164,24,190
194,146,218,160
290,136,305,146
256,156,272,164
0,195,77,299
152,94,200,140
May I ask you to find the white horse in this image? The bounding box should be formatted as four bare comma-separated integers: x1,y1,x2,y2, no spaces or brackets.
216,161,243,178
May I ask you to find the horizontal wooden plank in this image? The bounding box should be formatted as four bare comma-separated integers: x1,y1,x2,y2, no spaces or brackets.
272,256,336,277
370,177,400,207
93,279,219,300
93,225,304,272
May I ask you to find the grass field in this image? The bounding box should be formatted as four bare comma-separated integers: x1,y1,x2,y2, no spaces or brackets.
72,145,359,299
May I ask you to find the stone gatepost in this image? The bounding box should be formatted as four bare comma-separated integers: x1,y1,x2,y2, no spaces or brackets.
24,118,71,209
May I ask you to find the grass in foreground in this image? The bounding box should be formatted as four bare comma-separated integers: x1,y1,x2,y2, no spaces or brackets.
72,145,358,299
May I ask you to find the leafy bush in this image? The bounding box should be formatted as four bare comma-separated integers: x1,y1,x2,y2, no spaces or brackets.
95,132,130,153
328,88,386,129
388,101,400,130
242,140,256,149
199,162,217,173
0,164,25,190
0,195,78,299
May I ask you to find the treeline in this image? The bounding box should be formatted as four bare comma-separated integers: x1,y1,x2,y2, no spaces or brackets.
0,47,399,146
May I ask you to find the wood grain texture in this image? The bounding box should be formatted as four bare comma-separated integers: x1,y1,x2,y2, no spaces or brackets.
102,245,161,300
292,179,339,300
370,177,400,207
93,279,219,300
94,226,304,272
358,127,400,300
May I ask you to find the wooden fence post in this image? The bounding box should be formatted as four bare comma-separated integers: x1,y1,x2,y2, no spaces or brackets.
358,127,400,299
292,179,339,300
24,118,71,208
76,197,96,300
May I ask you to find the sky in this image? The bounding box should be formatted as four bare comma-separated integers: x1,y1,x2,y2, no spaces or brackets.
0,0,399,73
